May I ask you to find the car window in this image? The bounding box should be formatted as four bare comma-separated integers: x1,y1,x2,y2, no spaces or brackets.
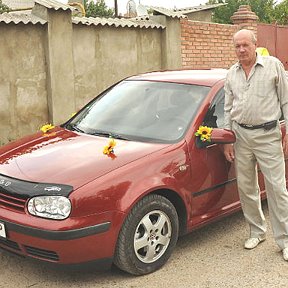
67,80,210,143
203,88,225,128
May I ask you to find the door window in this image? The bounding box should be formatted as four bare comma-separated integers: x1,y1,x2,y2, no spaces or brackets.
203,88,225,129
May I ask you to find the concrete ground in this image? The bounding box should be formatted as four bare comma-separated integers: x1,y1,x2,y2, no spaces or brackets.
1,201,288,288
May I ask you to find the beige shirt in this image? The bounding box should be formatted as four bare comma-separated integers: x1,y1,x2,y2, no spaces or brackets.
224,54,288,132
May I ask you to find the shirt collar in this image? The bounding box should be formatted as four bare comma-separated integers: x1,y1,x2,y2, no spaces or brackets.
235,52,264,69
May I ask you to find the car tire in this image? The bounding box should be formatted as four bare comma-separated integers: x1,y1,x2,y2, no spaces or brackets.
114,194,179,275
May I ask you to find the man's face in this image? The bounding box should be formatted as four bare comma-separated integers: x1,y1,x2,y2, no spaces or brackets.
233,32,256,64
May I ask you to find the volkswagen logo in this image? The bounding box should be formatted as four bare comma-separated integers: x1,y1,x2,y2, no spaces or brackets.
0,179,11,187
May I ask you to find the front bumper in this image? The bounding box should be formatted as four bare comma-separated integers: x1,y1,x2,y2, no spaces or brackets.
0,217,117,267
0,174,124,268
3,219,110,240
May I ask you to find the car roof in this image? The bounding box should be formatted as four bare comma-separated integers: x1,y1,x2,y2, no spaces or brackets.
127,69,228,87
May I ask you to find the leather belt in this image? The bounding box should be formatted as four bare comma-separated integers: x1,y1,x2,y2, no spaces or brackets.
238,120,277,130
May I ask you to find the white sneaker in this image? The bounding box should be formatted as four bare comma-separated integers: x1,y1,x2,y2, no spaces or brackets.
244,237,265,249
283,247,288,261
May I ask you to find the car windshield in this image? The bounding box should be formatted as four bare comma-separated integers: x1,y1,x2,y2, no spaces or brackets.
66,80,210,143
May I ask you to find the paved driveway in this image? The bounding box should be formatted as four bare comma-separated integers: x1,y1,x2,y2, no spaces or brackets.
1,201,288,288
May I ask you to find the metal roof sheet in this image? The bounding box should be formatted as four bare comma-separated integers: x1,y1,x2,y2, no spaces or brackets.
73,16,165,29
150,7,187,19
34,0,75,12
0,11,46,24
2,0,34,10
150,4,225,18
174,4,226,13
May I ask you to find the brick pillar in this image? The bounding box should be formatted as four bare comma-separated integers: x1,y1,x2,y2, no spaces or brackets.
231,5,258,34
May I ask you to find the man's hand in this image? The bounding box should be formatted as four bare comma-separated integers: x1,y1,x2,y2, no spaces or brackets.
283,134,288,156
223,144,235,162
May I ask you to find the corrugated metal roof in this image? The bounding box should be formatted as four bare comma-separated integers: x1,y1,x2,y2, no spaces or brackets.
150,7,187,19
150,4,225,18
2,0,76,12
174,4,226,14
73,16,165,29
2,0,34,10
0,11,46,24
34,0,75,12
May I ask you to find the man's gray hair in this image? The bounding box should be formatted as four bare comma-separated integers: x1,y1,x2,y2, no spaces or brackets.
233,29,257,44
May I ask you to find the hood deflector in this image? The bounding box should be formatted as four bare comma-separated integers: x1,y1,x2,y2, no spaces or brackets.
0,173,73,199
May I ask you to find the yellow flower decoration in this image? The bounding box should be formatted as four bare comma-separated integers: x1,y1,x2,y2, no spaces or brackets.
195,125,213,142
40,124,55,134
103,138,116,155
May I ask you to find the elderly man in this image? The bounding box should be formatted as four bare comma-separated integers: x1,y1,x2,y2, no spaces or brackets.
224,29,288,261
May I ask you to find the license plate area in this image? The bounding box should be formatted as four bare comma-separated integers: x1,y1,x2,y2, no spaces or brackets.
0,222,6,238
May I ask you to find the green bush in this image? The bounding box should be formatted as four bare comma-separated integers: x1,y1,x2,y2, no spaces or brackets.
0,0,11,14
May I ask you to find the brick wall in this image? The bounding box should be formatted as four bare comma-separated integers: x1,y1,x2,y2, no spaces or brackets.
181,20,238,69
181,5,259,70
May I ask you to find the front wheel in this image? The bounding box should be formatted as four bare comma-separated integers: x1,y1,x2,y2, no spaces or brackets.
114,194,179,275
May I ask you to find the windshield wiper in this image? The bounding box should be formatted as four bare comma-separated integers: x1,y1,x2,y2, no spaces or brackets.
65,123,85,133
91,130,131,141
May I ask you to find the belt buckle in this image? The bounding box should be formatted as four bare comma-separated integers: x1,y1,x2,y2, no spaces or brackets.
245,124,254,128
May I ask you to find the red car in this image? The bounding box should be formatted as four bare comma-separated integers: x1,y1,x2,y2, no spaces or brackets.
0,69,271,275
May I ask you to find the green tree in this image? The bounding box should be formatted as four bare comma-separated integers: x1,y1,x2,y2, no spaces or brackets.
207,0,276,24
0,0,11,14
272,0,288,24
84,0,114,18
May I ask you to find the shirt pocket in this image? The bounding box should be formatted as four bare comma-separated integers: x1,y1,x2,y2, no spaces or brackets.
253,80,275,98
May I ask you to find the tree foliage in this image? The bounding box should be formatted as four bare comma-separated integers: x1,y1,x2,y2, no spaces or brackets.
84,0,114,18
0,0,11,14
207,0,288,25
272,0,288,24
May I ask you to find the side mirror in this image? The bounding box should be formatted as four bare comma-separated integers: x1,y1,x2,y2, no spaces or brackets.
196,128,235,148
210,128,236,144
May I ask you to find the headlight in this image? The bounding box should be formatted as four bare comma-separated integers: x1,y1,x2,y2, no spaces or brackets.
27,196,71,220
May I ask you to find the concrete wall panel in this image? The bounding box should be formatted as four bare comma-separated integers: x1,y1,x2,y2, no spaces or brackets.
72,25,162,110
0,24,47,145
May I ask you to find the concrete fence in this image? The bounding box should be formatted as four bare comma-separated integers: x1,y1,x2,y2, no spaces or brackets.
0,1,260,145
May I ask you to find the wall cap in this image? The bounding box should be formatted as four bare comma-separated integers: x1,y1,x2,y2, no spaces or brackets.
73,16,165,29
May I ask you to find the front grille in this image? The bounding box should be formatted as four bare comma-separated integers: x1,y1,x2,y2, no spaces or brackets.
0,239,59,262
0,238,21,251
0,191,26,212
24,245,59,262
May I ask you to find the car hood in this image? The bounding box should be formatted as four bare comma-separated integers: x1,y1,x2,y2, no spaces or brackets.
0,128,169,190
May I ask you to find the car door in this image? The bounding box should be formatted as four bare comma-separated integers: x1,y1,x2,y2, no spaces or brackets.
188,87,240,227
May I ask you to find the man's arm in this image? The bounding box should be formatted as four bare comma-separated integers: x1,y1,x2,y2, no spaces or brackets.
224,78,233,130
223,77,235,161
276,61,288,156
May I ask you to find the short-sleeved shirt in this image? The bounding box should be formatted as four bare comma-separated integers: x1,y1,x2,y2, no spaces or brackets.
224,54,288,132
